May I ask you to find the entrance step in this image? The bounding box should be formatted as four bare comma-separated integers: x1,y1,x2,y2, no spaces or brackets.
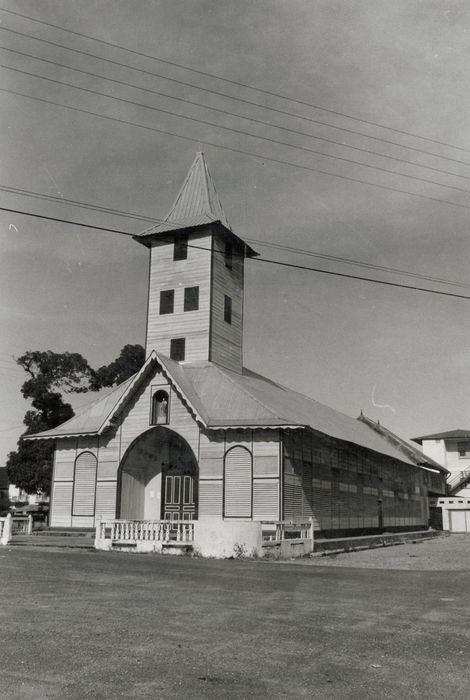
33,529,94,538
8,534,94,549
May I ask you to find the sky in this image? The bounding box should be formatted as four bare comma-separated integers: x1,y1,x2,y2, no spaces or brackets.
1,0,469,465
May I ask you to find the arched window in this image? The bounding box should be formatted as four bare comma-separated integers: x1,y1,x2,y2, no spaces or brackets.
224,446,252,518
151,390,169,425
72,451,97,517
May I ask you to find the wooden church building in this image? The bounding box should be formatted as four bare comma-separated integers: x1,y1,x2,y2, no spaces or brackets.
27,153,447,543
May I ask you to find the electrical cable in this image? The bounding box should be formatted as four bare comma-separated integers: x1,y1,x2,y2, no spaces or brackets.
1,205,469,300
2,183,468,288
2,5,470,155
2,45,469,183
3,87,470,215
2,24,470,169
4,64,470,199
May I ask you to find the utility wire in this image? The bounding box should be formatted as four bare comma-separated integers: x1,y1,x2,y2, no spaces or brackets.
1,205,469,301
2,183,469,290
2,45,469,184
2,24,470,169
1,5,469,156
4,87,470,215
0,184,167,226
4,63,470,198
248,239,470,290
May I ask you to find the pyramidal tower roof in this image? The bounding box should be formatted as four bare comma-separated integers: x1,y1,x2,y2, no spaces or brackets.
137,152,232,239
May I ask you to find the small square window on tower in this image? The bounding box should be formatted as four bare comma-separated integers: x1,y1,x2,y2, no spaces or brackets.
224,240,233,269
170,338,186,361
184,286,199,311
224,295,232,324
173,235,188,261
159,289,174,315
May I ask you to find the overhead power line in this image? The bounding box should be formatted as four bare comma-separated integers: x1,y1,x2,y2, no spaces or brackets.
0,184,166,226
4,63,470,199
1,205,469,301
2,45,470,184
1,5,470,156
248,239,470,290
4,87,470,215
2,183,469,290
2,25,470,169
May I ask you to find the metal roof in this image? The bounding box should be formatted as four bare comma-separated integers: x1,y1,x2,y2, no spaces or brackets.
133,152,258,256
26,353,432,467
358,414,448,474
25,377,135,439
412,429,470,444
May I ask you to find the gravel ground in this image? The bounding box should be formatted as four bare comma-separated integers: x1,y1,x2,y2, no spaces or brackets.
304,533,470,570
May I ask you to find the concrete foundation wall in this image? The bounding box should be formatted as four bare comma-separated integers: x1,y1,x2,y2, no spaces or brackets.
194,519,262,558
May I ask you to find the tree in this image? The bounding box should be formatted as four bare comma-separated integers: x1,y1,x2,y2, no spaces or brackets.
6,346,145,495
90,344,146,390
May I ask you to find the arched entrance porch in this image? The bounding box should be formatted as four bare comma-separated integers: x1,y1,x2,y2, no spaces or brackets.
117,427,198,520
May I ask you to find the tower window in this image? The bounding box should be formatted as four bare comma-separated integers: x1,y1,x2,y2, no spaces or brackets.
225,240,233,269
184,286,199,311
159,289,174,315
174,235,188,261
170,338,185,361
224,295,232,324
151,390,169,425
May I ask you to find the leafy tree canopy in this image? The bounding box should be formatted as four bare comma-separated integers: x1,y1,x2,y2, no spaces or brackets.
6,345,145,495
90,344,145,390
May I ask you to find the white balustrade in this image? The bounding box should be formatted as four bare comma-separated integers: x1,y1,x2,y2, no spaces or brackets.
96,518,195,547
261,518,314,542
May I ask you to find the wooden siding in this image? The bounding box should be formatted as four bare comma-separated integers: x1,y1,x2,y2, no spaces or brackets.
146,233,212,359
199,480,223,517
50,482,73,527
253,480,279,520
96,482,117,519
209,233,244,373
224,446,252,518
253,429,280,477
282,430,430,533
199,429,225,479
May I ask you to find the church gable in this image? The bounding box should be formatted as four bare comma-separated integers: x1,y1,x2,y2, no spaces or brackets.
117,362,200,464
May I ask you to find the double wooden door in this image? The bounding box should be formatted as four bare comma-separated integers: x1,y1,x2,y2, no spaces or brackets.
162,469,197,520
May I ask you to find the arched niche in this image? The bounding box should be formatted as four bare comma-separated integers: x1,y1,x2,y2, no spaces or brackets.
117,427,198,521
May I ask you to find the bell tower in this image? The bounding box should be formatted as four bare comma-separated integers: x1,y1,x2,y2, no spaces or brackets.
134,153,258,373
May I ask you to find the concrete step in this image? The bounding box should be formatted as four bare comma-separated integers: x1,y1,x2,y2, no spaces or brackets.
8,535,94,549
32,529,94,538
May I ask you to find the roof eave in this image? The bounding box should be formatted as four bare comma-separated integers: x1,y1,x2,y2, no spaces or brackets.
133,221,259,257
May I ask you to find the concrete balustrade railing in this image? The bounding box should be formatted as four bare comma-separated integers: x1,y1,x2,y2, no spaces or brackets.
94,517,314,558
95,517,195,552
0,514,33,545
0,514,12,545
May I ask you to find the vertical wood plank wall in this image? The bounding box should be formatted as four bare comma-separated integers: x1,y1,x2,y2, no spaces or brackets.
282,430,445,534
145,232,212,359
209,233,244,373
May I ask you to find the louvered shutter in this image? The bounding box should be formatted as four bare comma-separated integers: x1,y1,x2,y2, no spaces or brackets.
199,481,223,517
72,452,97,516
224,447,252,518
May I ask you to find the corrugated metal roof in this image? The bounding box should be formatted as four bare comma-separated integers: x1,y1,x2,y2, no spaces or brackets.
26,353,428,467
134,153,258,257
26,377,134,439
137,152,231,236
413,429,470,443
358,414,448,473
